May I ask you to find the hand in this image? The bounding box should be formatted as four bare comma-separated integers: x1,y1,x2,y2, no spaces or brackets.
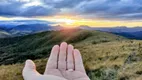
23,42,90,80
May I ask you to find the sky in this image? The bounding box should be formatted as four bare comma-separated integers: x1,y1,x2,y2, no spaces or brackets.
1,0,142,27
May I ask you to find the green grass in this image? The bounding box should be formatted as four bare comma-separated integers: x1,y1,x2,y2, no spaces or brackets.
0,29,142,80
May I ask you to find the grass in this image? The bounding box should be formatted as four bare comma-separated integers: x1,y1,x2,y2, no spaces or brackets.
0,29,142,80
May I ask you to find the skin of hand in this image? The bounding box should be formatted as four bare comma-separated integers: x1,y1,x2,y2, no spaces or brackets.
22,42,90,80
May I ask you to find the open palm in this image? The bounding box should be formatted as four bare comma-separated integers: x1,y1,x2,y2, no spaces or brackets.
23,42,90,80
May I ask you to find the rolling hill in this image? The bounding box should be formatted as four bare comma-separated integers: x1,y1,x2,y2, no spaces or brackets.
0,29,142,80
0,30,11,38
114,31,142,40
79,26,142,40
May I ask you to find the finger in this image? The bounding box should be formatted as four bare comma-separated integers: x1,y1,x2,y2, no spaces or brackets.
74,49,85,73
58,42,68,70
45,45,59,72
22,60,40,79
67,44,74,70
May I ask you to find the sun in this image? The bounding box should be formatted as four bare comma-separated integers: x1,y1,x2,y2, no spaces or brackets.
52,18,75,25
48,18,76,27
37,15,78,27
64,19,75,25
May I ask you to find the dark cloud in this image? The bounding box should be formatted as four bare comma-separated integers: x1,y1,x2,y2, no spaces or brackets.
74,0,142,20
0,0,59,17
41,0,84,8
0,0,85,17
19,6,59,17
0,0,142,20
0,1,22,16
51,0,84,8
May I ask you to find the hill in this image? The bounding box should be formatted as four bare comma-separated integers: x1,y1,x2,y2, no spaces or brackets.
114,31,142,40
0,30,11,38
0,29,142,80
79,26,142,40
0,29,125,65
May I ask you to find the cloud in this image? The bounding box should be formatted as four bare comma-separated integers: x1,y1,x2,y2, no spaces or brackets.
0,0,59,17
47,0,84,8
73,0,142,20
0,0,85,17
0,0,142,20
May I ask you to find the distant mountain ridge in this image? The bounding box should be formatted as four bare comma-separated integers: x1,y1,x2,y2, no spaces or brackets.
79,26,142,40
0,20,63,38
8,24,62,36
1,20,142,39
0,20,53,29
113,31,142,40
79,25,142,32
0,30,11,38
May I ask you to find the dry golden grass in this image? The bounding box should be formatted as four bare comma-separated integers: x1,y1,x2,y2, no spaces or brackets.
0,59,47,80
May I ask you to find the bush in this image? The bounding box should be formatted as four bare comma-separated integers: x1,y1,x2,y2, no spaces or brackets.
87,68,118,80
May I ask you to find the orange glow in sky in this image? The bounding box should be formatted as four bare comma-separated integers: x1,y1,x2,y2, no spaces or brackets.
1,15,142,27
37,15,142,27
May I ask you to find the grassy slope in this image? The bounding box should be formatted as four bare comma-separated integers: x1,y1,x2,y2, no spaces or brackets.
0,29,142,80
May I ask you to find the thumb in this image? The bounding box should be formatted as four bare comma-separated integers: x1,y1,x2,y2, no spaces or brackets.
24,60,36,70
22,60,40,79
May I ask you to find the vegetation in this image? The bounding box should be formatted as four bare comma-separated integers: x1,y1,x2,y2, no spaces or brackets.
0,29,142,80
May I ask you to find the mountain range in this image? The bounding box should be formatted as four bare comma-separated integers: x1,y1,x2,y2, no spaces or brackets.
0,20,63,38
0,20,142,39
79,25,142,40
